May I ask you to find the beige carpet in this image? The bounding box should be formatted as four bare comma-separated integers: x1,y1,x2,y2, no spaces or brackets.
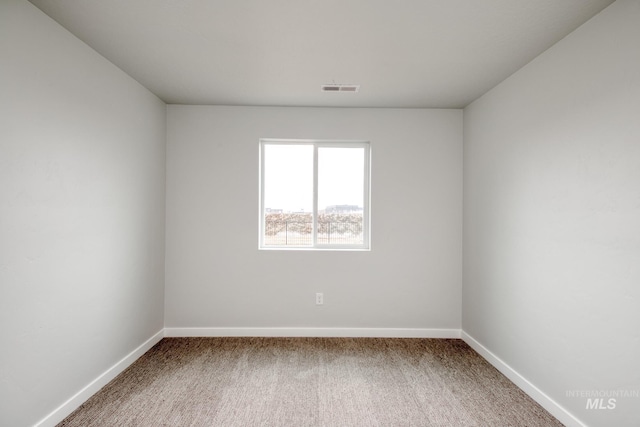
57,338,563,426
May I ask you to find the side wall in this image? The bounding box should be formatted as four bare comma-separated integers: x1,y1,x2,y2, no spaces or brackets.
0,1,166,426
463,1,640,426
166,106,462,334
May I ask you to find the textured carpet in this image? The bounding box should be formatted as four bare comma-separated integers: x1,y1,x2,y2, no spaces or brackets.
57,338,563,426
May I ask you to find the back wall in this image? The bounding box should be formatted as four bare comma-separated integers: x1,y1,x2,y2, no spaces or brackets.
165,106,462,334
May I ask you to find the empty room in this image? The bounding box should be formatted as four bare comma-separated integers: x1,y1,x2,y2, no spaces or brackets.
1,0,639,426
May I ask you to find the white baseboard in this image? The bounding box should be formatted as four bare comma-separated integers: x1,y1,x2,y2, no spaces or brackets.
164,327,461,338
461,331,586,427
34,329,164,427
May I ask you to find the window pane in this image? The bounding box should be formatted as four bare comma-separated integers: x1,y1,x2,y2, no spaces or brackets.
263,144,313,246
317,147,365,245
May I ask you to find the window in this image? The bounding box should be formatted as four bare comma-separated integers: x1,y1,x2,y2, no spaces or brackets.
259,139,370,250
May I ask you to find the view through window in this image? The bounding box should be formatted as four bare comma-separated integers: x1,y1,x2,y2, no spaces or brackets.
260,140,370,249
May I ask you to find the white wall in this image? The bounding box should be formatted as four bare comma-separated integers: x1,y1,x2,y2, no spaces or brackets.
463,1,640,426
0,1,166,426
166,106,462,333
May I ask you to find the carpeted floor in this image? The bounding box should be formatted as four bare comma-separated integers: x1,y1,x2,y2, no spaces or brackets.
57,338,563,426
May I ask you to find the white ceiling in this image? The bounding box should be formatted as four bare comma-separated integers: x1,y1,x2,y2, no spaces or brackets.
28,0,615,108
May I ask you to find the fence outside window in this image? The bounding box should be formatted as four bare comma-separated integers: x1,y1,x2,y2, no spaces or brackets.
264,213,363,246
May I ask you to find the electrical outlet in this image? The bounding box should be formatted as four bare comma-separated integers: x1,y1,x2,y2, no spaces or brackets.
316,292,323,305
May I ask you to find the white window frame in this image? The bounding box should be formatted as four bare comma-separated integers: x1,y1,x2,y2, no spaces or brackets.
259,138,371,250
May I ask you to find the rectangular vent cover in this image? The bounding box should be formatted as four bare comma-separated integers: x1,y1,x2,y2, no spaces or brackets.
321,84,360,93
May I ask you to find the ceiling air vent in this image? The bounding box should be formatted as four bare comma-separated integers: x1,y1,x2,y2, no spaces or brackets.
321,84,360,93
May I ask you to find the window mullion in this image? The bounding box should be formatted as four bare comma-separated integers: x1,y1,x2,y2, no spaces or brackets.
312,143,318,247
363,143,370,249
259,141,265,248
